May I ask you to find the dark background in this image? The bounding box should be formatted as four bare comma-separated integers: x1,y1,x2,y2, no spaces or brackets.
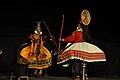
0,0,120,78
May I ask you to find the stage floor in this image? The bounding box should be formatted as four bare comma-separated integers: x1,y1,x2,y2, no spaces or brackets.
20,76,120,80
0,75,120,80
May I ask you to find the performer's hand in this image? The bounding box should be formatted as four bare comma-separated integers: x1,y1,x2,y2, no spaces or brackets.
50,38,53,41
59,38,64,41
59,38,62,41
62,39,64,41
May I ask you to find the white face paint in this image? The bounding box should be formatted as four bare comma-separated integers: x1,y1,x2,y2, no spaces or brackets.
34,30,42,34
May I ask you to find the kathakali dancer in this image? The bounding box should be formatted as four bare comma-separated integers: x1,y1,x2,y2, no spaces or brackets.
17,22,52,76
57,10,106,80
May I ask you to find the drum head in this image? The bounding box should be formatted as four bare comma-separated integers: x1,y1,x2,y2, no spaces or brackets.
81,9,91,26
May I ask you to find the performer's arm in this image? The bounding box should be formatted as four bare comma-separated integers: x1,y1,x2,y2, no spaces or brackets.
62,33,75,42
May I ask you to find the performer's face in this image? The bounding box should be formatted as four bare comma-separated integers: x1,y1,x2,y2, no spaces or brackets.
77,24,81,29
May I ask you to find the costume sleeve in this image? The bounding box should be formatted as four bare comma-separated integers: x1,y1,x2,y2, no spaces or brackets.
63,33,75,42
63,30,83,43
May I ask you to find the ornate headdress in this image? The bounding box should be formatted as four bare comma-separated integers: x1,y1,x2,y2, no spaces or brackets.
34,22,42,35
81,9,91,26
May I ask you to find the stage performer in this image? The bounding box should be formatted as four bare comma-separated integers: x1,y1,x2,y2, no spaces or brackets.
57,22,106,80
17,22,52,76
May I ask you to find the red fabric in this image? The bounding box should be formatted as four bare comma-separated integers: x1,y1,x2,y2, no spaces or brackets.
61,50,106,61
64,30,83,43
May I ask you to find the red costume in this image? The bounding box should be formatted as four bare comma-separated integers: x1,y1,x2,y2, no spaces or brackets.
57,27,106,64
57,24,106,80
63,29,83,43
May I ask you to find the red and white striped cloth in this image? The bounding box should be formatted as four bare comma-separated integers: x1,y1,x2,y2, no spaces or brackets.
57,42,106,64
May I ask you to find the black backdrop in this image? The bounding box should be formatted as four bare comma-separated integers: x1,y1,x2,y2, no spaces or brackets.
0,0,120,77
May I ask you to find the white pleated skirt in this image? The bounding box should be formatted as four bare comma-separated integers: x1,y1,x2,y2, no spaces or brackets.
57,42,106,64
